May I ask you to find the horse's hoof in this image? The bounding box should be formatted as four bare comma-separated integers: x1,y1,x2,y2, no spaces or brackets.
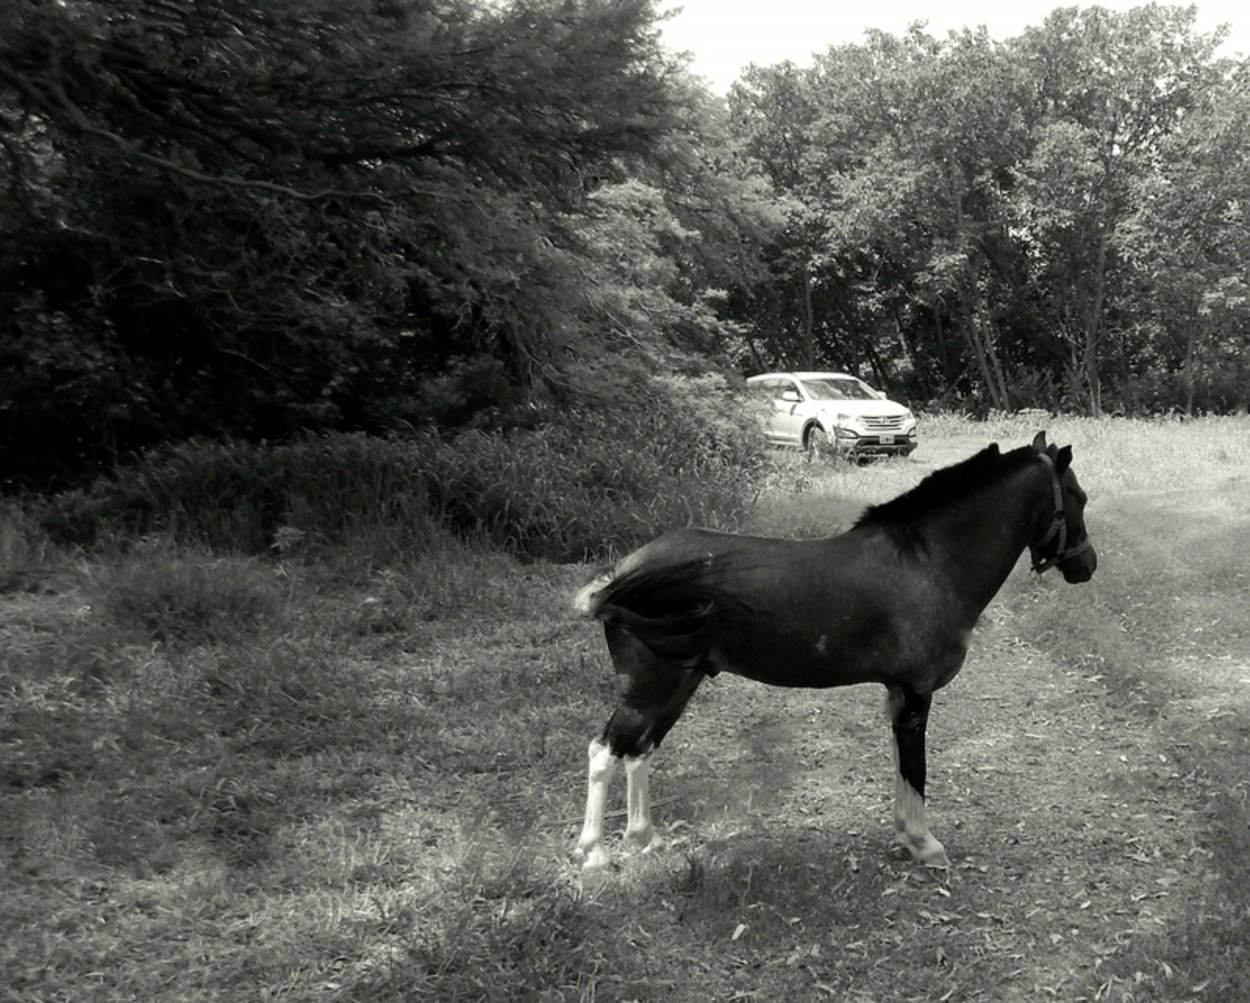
917,841,950,869
575,844,611,871
628,834,665,856
622,826,657,853
901,834,949,869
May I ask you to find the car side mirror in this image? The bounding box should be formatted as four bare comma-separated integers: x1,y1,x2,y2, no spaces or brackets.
780,389,801,403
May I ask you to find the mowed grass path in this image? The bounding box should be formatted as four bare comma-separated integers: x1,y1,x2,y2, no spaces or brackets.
2,417,1248,1001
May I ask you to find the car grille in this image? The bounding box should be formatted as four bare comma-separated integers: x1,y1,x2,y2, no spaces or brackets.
860,415,906,432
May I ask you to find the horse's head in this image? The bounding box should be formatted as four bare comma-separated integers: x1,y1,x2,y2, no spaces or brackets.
1028,432,1097,584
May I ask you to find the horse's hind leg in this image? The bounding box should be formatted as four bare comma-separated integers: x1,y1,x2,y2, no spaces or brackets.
576,626,704,870
576,738,619,870
623,753,654,850
886,686,950,869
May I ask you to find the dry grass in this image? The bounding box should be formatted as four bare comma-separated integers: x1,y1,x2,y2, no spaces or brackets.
2,416,1248,1001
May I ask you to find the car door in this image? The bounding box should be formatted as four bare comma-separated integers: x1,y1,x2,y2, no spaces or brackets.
767,377,808,445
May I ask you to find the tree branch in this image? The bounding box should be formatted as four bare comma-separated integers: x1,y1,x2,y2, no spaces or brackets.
1,62,384,203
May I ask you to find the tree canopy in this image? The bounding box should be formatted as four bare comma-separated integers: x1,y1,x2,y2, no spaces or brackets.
2,1,1248,487
725,6,1248,415
2,0,774,485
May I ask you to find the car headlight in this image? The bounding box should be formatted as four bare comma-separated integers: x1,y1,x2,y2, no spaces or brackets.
831,414,859,438
903,409,915,422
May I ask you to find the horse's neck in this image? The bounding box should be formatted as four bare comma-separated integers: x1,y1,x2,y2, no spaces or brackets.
921,467,1044,615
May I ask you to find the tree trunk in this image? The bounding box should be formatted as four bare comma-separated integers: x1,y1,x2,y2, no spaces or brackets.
864,337,890,388
960,295,1009,411
1084,340,1102,415
1081,234,1109,416
1181,321,1198,416
743,333,767,374
801,263,815,369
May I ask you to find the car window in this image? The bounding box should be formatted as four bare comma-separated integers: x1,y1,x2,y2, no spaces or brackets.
751,379,795,399
801,377,876,401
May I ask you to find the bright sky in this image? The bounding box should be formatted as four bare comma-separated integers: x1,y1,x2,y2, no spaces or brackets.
659,0,1249,93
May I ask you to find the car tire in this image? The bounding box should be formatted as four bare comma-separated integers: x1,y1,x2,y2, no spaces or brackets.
805,425,832,457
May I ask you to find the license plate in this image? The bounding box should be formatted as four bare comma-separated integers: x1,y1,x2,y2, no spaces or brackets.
879,434,895,444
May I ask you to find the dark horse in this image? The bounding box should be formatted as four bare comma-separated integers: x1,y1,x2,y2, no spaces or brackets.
572,433,1096,871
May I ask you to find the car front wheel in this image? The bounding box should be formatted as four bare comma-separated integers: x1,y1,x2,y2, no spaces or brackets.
805,425,833,457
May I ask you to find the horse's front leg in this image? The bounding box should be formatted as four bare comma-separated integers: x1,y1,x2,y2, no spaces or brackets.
575,738,618,870
886,686,950,868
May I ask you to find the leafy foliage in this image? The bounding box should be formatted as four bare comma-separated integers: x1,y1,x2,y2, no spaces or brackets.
723,8,1245,415
1117,73,1250,413
4,0,1250,497
1,0,779,488
37,386,767,561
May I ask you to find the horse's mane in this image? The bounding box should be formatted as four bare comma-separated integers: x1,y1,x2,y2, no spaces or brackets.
855,443,1035,531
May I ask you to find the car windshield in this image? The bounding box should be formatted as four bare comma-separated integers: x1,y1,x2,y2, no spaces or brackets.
801,377,876,401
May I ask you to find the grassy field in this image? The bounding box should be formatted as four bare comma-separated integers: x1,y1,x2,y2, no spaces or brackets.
2,415,1248,1002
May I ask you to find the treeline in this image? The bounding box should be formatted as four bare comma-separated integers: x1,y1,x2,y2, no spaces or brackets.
729,6,1250,417
1,0,772,488
2,1,1248,490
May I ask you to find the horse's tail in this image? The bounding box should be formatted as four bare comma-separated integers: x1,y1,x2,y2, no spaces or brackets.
571,566,615,616
576,558,753,668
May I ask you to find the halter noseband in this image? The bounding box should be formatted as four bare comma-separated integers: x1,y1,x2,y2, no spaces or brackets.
1030,452,1092,574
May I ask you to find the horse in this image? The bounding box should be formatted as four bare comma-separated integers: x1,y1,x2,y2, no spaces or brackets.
571,432,1096,871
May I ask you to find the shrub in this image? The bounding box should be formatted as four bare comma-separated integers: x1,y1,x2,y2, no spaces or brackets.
37,379,768,562
0,501,54,590
423,397,765,560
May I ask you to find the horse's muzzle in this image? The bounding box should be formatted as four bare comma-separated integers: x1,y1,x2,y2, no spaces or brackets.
1059,543,1097,583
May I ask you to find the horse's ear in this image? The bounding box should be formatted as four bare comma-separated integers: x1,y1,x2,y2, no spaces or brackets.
1031,431,1048,452
1055,445,1073,473
988,443,1000,456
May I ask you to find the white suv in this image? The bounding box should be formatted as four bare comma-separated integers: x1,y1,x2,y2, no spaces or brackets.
747,371,918,458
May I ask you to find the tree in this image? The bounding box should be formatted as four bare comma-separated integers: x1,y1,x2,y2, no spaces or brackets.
1117,71,1250,412
563,77,786,391
1008,4,1226,413
806,27,1035,408
0,0,711,485
731,28,1034,405
723,7,1239,414
725,61,822,369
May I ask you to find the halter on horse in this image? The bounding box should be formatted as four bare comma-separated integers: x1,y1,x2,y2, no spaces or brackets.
572,432,1097,871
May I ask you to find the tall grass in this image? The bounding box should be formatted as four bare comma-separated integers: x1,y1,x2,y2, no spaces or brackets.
89,543,284,645
33,400,766,563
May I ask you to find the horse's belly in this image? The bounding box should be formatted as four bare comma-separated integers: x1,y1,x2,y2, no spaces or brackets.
711,644,884,689
714,622,968,692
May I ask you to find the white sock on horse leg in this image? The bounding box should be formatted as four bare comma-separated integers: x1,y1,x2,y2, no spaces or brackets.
623,753,656,850
576,739,618,870
891,736,949,868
